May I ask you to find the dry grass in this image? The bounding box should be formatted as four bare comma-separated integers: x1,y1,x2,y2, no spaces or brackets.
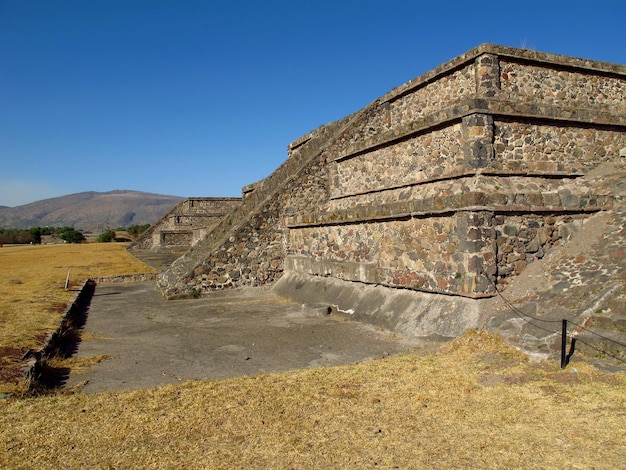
0,243,154,349
0,243,154,393
51,354,114,376
0,331,624,469
0,245,624,468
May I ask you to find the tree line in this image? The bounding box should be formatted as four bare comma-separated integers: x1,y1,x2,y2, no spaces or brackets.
0,226,85,244
0,224,150,245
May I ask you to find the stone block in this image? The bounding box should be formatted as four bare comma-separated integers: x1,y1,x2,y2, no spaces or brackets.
507,253,520,263
467,227,481,241
526,193,543,206
526,238,539,253
468,255,483,273
514,260,527,274
558,190,581,208
503,225,518,236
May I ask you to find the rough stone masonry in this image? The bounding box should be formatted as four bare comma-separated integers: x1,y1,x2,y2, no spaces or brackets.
154,44,625,311
132,197,242,251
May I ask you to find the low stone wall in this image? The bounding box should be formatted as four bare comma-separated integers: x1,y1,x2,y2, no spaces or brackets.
273,272,482,341
24,279,95,393
92,273,158,283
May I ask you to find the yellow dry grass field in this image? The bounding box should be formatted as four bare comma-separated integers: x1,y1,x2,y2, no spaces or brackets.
0,243,154,391
0,332,625,469
0,245,624,468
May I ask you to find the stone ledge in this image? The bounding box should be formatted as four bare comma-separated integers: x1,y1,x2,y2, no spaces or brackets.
285,256,379,284
284,256,496,300
382,43,626,106
286,193,612,228
333,97,626,164
186,197,243,201
329,170,580,202
288,134,312,153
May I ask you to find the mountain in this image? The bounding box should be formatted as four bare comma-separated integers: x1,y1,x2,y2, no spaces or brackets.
0,190,184,232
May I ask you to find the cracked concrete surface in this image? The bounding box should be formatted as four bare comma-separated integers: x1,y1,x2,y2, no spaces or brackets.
65,282,417,394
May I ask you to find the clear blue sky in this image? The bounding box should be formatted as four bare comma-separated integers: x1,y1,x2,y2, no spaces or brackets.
1,0,625,207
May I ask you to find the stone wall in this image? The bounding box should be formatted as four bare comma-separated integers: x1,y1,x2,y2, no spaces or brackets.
92,273,158,283
330,124,466,200
157,44,626,300
25,279,95,393
287,212,493,295
492,121,625,173
285,44,625,298
498,59,626,112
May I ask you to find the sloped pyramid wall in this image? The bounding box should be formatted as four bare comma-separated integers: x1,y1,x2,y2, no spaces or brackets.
159,44,626,302
157,109,369,297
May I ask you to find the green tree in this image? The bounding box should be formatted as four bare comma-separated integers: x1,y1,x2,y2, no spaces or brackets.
59,227,85,244
127,223,150,239
96,229,116,243
0,228,39,244
29,227,42,244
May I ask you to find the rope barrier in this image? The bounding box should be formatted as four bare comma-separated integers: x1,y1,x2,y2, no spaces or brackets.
490,278,625,368
490,279,561,334
572,337,626,364
569,320,626,350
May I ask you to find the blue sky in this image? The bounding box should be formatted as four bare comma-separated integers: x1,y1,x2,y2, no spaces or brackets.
1,0,625,207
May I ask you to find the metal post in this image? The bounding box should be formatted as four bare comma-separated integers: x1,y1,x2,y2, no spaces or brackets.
560,319,567,369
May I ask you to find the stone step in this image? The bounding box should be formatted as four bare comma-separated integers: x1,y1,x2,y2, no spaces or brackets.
131,248,188,271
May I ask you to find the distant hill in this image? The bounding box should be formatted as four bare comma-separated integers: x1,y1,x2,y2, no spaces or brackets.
0,190,184,233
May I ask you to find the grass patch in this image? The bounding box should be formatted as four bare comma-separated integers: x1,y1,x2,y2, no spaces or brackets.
0,331,624,468
50,354,114,376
